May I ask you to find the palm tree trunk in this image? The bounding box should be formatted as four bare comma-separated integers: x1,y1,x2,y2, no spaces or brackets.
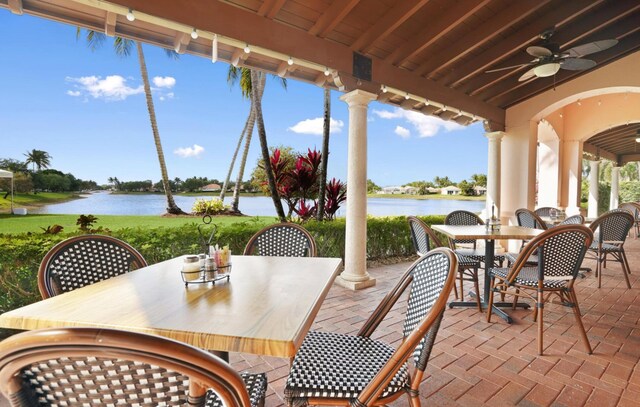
220,112,251,201
136,41,184,215
250,70,286,221
317,87,331,221
231,103,256,212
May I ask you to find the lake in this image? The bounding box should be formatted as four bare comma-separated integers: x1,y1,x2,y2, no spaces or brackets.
32,191,485,217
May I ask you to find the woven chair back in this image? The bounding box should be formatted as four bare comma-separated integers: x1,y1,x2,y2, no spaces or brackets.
589,211,634,243
243,223,317,257
509,225,593,282
515,208,547,230
444,210,483,246
534,207,557,217
559,214,584,225
38,235,148,299
0,328,252,407
407,216,443,256
619,202,640,219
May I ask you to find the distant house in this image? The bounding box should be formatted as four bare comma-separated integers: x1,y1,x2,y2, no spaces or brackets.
201,183,221,192
473,185,487,196
441,185,461,195
426,187,440,194
379,186,418,195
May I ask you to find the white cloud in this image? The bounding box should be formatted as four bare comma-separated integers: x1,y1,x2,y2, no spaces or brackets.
174,144,205,158
153,76,176,88
373,107,464,138
65,75,144,101
288,117,344,135
394,126,410,139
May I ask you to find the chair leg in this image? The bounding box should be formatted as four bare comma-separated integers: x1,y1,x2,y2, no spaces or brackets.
537,289,544,355
620,251,632,289
512,288,520,310
486,278,496,323
458,269,465,301
597,251,603,289
407,392,421,407
568,288,592,354
472,268,482,313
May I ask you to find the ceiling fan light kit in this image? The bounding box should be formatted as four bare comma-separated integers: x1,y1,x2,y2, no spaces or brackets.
534,63,561,78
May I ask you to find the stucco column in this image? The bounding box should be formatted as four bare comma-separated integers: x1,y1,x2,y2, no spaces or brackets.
610,166,621,210
588,160,599,219
485,131,504,218
560,140,583,215
336,90,377,290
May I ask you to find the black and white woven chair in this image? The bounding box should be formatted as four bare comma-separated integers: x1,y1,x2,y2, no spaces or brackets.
284,248,457,407
487,225,594,355
619,202,640,238
0,328,266,407
559,214,585,225
505,208,547,267
533,207,557,218
38,235,148,299
243,223,317,257
586,210,634,289
408,216,482,311
444,210,505,268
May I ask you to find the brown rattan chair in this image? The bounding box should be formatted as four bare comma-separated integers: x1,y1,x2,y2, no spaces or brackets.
408,216,482,311
559,214,585,225
586,210,634,288
284,248,457,407
0,328,267,407
487,225,594,355
38,235,148,299
243,223,317,257
444,210,505,267
505,208,547,267
533,207,557,218
619,202,640,238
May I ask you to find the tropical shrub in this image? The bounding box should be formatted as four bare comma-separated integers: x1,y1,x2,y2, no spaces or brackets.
192,198,230,215
620,181,640,203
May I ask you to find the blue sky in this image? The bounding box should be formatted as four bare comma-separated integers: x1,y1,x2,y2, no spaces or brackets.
0,11,489,187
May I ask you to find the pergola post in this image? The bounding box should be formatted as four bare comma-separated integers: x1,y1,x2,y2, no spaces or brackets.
610,166,621,210
485,131,504,219
588,160,600,218
335,90,377,291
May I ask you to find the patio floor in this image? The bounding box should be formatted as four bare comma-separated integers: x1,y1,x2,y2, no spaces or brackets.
1,238,639,406
237,241,640,407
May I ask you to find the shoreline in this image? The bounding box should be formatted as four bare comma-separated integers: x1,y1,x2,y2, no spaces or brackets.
0,191,86,212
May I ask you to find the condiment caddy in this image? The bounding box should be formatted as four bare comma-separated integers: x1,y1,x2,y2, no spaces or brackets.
180,245,232,287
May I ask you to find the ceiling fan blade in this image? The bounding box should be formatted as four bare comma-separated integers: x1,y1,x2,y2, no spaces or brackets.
519,67,538,82
564,39,618,58
561,58,597,71
485,63,534,73
526,46,552,57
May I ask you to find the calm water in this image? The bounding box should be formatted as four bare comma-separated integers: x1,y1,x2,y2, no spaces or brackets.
32,191,485,217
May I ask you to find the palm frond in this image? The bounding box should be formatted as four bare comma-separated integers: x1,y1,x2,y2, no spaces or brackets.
113,37,134,58
77,29,107,52
227,66,252,99
164,49,180,60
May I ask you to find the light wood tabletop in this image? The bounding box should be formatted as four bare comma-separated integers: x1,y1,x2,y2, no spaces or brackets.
432,224,544,240
0,255,342,358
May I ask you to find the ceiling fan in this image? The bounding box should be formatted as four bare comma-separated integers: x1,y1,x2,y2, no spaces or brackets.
486,30,618,82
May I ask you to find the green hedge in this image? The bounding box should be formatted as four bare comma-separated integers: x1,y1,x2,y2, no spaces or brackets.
0,215,445,314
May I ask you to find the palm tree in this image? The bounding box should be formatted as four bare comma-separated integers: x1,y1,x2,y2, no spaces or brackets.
250,69,286,221
77,30,184,214
316,88,331,221
24,149,52,172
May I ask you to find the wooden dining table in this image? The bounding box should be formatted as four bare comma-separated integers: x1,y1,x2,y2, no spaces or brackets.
0,255,342,359
432,224,544,323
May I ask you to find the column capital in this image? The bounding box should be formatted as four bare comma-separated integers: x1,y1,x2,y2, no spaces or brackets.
340,90,378,107
485,131,505,141
611,166,622,171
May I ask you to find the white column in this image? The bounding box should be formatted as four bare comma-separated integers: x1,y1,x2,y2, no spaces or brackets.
560,140,583,215
485,132,504,219
336,90,377,290
588,160,600,219
610,166,621,210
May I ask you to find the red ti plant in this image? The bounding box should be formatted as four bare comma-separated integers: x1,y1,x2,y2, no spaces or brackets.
323,178,346,220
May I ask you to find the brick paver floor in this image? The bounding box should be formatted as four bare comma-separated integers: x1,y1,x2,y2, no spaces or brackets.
2,238,639,406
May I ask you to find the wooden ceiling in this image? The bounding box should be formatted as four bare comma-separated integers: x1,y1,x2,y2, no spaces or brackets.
584,123,640,165
2,0,640,132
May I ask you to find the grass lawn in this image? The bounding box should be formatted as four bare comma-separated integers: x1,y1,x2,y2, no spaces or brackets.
0,214,277,235
0,192,80,210
370,193,485,201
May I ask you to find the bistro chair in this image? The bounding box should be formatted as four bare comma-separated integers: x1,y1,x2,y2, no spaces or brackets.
284,248,457,407
0,327,267,407
38,235,148,299
408,216,482,311
444,210,505,267
243,223,317,257
619,202,640,238
487,224,594,355
505,208,547,267
586,210,634,289
559,214,585,225
533,207,557,218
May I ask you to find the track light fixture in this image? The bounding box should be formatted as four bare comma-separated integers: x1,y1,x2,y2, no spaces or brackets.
191,29,198,39
126,8,135,21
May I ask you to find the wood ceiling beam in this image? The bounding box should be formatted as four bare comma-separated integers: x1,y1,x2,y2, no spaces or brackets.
105,11,117,36
257,0,286,19
620,154,640,165
490,27,640,107
415,0,548,77
388,0,491,67
173,32,191,54
583,142,618,162
590,125,640,143
107,0,505,127
350,0,430,53
467,3,640,99
308,0,361,38
438,0,602,88
8,0,23,15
